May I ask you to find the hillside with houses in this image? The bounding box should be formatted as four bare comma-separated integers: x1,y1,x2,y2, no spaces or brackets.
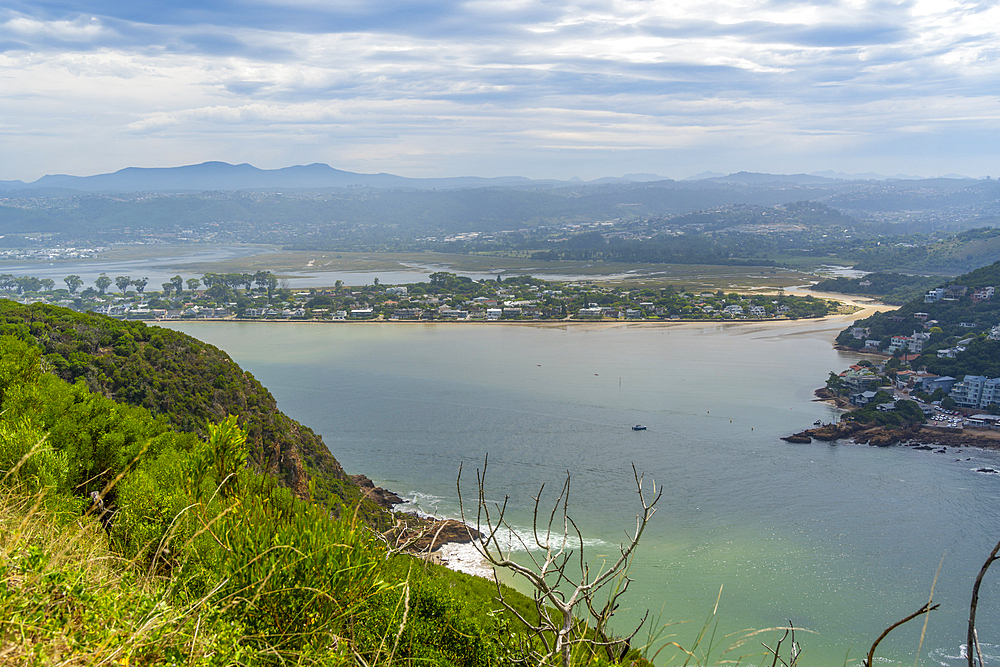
823,261,1000,433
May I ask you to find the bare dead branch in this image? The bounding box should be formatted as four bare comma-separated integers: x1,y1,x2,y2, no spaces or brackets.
865,603,940,667
968,536,1000,667
458,458,659,667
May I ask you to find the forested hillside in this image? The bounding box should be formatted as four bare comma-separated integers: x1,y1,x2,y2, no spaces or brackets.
0,301,363,512
0,332,534,665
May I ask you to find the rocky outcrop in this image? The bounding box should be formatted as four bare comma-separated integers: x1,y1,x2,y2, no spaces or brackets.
784,421,1000,450
386,516,485,553
350,474,403,509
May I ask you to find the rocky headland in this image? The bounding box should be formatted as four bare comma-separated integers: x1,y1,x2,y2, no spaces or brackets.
351,474,484,560
783,420,1000,450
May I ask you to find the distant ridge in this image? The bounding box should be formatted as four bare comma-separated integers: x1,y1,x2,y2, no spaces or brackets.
2,162,671,193
809,169,925,181
23,162,549,193
705,171,839,185
0,163,986,194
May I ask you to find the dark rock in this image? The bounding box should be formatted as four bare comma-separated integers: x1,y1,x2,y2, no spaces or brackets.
782,433,812,443
408,519,483,552
350,474,403,509
386,516,485,553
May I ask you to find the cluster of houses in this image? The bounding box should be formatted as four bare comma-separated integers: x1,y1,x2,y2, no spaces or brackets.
842,362,1000,413
92,304,234,319
922,285,995,303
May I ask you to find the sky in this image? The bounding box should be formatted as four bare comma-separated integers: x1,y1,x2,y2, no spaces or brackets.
1,0,999,182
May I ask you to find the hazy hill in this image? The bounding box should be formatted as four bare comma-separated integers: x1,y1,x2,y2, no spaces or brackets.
4,161,610,193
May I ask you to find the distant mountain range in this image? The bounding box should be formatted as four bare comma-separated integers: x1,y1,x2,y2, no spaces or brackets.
0,161,981,194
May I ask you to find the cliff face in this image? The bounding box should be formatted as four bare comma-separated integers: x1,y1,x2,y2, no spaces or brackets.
0,302,366,512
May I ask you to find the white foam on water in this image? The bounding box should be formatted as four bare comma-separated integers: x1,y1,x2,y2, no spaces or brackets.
486,525,611,554
436,541,496,579
394,492,611,554
927,643,1000,666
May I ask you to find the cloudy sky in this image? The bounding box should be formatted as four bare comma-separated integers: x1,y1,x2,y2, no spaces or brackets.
1,0,998,181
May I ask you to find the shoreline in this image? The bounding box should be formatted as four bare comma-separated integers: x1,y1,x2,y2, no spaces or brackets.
784,413,1000,452
147,290,892,331
352,474,496,579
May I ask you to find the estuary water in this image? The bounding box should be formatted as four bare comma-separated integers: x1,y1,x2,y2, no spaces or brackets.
165,318,1000,666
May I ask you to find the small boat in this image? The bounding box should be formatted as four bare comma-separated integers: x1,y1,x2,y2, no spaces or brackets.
632,425,647,431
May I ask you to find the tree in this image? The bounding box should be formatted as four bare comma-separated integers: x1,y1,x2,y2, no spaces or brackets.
95,274,112,295
39,279,54,291
171,275,183,295
15,276,42,294
206,283,234,303
459,459,660,667
132,277,148,294
161,283,174,297
266,274,278,302
64,275,83,294
186,278,200,292
373,277,379,286
334,279,343,293
115,276,131,295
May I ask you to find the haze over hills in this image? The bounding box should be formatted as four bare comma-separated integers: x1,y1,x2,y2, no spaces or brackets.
0,161,981,194
2,161,999,277
0,161,655,193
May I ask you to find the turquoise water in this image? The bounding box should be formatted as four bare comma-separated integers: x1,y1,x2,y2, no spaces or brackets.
166,319,1000,666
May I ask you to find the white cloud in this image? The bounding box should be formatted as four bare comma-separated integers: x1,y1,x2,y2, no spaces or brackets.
1,0,999,180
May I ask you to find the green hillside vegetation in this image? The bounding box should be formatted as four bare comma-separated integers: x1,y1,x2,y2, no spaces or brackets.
837,260,1000,375
0,301,365,515
0,305,677,666
0,335,543,665
811,273,942,305
850,226,1000,275
841,391,927,427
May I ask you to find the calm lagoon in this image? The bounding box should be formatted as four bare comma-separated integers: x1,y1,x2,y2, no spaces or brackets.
165,318,1000,666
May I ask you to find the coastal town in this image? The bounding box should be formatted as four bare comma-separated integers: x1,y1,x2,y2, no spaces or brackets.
0,269,835,323
790,264,1000,449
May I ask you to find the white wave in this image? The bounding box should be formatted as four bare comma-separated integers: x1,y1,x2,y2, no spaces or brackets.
436,541,496,579
393,492,612,554
927,643,1000,666
394,491,460,519
481,525,611,554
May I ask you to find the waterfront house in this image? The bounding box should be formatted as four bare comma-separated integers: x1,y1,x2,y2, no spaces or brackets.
950,376,1000,409
850,390,878,406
